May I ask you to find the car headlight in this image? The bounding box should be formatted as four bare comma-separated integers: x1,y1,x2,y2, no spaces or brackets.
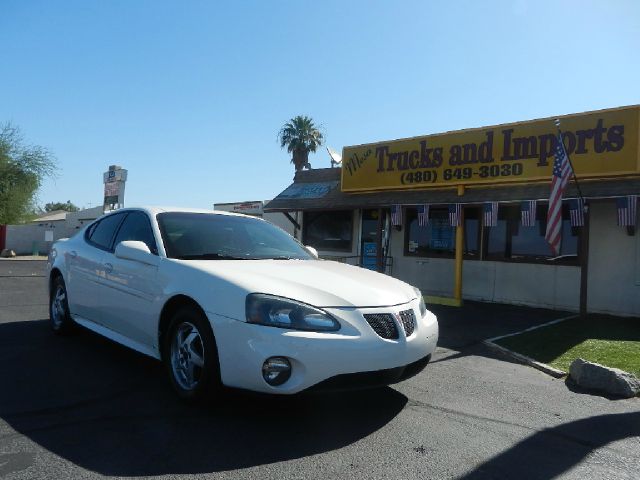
413,287,427,318
246,293,340,332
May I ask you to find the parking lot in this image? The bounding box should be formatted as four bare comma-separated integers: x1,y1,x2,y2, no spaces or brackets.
0,260,638,479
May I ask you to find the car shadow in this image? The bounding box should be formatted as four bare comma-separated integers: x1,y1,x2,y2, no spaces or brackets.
0,319,407,476
455,411,640,479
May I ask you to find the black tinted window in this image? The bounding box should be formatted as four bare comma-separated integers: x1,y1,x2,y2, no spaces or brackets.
85,222,98,239
302,210,353,252
486,205,578,262
157,212,312,260
405,208,454,257
88,213,126,250
113,212,158,254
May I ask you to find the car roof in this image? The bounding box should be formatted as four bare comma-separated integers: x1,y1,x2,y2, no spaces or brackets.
102,206,258,219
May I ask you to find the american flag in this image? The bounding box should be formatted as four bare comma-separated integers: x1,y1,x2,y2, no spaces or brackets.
483,202,498,227
448,203,462,227
569,198,584,227
521,200,537,227
391,204,403,226
545,134,573,255
418,204,430,227
616,195,637,227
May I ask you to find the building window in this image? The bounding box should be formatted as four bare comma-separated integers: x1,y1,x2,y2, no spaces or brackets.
485,204,579,264
405,208,455,257
302,210,353,252
404,207,480,259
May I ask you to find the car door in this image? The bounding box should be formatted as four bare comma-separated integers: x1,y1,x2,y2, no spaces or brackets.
66,212,127,323
98,211,163,350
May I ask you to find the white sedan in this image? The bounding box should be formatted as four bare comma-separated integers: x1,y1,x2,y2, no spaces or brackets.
47,207,438,400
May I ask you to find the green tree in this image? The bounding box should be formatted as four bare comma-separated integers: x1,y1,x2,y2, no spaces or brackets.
44,200,79,212
0,124,56,224
278,115,324,172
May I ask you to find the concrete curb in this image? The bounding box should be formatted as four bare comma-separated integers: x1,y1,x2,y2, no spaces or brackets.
483,315,579,378
483,340,567,378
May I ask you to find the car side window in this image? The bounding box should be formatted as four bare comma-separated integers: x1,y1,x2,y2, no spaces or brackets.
87,213,126,250
113,212,158,255
85,222,98,239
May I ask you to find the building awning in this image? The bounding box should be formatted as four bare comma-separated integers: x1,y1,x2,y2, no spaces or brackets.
265,168,640,212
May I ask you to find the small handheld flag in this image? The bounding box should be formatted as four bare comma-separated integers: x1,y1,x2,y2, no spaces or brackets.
418,204,430,227
616,195,637,227
449,204,462,227
483,202,498,227
569,199,584,227
521,200,537,227
391,205,403,227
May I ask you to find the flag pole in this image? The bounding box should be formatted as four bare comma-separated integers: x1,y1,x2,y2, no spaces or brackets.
555,118,589,319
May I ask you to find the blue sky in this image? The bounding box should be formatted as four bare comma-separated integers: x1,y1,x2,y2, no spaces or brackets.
1,0,639,209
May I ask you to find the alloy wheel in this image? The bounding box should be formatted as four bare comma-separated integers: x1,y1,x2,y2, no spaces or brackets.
170,322,206,391
51,285,67,329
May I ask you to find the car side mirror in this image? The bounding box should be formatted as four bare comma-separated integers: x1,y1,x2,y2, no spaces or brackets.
115,240,159,266
305,245,319,259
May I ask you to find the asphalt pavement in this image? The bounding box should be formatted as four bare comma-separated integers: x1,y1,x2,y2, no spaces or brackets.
0,260,638,479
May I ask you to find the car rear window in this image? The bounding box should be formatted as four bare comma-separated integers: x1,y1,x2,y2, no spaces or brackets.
87,213,126,250
113,211,158,255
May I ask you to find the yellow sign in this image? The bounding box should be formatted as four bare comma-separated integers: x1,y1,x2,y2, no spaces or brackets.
341,105,640,192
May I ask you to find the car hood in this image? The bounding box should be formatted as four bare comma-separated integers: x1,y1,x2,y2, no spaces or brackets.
182,259,417,308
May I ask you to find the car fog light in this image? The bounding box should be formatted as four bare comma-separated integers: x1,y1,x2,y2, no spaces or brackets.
262,357,292,386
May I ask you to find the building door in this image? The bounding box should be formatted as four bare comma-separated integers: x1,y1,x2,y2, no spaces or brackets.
361,209,384,271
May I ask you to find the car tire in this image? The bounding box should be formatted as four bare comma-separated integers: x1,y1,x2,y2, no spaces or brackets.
164,306,222,402
49,276,75,335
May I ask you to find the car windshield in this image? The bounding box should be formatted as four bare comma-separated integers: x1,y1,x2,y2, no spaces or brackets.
157,212,313,260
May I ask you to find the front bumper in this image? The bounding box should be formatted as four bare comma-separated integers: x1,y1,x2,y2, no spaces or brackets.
207,298,439,394
306,353,432,392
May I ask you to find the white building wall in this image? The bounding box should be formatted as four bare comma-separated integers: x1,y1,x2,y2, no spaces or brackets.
65,206,105,229
264,212,295,236
6,222,78,255
587,200,640,316
387,199,639,315
214,201,295,236
388,233,581,310
5,207,104,255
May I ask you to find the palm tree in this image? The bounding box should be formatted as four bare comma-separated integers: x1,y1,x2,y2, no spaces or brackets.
278,115,324,172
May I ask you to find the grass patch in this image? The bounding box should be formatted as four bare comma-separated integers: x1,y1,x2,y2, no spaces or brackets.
494,314,640,377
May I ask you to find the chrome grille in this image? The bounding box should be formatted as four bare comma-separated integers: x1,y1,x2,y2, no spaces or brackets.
363,313,399,340
399,309,416,337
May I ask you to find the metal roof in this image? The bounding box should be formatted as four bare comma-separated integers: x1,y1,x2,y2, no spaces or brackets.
265,168,640,211
30,210,68,222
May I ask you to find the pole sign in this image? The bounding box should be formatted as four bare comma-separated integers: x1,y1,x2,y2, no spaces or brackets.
341,105,640,192
103,166,127,210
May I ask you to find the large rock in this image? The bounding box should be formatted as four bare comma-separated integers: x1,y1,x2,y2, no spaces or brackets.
570,358,640,398
0,249,16,258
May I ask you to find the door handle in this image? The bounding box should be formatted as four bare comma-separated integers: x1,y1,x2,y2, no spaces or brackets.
103,262,113,273
69,250,78,259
